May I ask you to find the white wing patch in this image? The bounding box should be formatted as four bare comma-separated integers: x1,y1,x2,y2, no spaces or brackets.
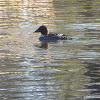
56,34,64,36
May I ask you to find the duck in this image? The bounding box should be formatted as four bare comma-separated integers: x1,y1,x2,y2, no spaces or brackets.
34,25,69,41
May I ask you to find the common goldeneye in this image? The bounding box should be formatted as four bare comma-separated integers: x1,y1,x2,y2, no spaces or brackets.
34,26,68,41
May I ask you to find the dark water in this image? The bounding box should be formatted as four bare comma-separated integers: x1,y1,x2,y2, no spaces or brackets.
0,0,100,100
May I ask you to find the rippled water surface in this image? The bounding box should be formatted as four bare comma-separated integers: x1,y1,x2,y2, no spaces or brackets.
0,0,100,100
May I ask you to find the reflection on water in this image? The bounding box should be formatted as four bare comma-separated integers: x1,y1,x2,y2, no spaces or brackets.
0,0,100,100
84,62,100,100
0,0,54,29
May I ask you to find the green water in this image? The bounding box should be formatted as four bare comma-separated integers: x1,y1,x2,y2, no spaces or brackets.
0,0,100,100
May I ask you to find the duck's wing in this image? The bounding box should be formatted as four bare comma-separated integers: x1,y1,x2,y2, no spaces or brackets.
48,33,68,40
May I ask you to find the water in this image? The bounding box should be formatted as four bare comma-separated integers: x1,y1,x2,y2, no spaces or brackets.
0,0,100,100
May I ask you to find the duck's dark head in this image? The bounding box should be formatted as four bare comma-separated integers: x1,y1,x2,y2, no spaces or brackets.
35,26,48,35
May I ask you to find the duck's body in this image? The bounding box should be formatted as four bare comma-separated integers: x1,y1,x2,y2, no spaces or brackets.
39,33,68,41
35,26,68,41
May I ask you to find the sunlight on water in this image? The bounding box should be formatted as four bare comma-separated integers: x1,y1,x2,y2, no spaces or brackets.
0,0,100,100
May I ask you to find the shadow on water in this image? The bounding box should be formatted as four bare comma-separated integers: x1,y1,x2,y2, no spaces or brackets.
84,62,100,100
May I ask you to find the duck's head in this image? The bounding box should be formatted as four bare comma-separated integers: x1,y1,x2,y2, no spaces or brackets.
35,26,48,35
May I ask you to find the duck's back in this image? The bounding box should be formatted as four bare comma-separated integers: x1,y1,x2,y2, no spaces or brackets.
39,33,68,41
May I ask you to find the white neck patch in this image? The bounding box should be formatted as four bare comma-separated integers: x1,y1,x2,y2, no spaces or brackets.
40,35,45,38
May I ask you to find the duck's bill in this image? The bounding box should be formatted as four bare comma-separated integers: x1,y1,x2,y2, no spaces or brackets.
35,30,38,32
34,29,39,32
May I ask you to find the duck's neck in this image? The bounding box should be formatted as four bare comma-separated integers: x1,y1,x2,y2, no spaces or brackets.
40,34,45,37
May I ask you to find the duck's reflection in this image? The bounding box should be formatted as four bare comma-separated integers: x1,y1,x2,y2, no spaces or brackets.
35,40,60,49
39,41,49,49
35,41,49,49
